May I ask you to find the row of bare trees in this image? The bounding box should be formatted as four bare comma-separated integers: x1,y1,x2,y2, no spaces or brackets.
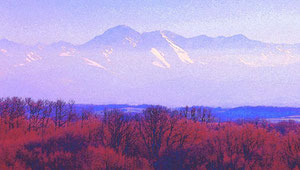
0,97,214,132
0,97,94,132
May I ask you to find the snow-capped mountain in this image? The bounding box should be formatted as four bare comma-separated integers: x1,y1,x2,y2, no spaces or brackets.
0,25,299,107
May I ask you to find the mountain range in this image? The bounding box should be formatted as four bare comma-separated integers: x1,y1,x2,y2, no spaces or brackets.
0,25,300,107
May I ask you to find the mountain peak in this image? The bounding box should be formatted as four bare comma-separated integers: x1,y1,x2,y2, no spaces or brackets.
103,25,139,35
0,38,11,43
192,34,213,40
50,41,74,48
160,30,177,35
82,25,141,47
0,38,23,47
160,30,185,39
110,25,133,30
229,34,249,40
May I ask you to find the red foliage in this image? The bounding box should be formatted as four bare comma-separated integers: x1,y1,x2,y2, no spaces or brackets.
0,97,299,169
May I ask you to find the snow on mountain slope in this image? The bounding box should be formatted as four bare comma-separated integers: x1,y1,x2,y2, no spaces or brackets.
59,47,76,57
1,49,7,54
102,48,113,62
82,57,107,70
25,51,42,62
160,32,194,64
151,48,171,68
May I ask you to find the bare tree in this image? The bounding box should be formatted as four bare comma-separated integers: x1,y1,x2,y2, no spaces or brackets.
66,100,77,126
197,107,215,123
104,109,131,152
80,107,93,128
40,100,53,132
25,98,44,131
138,106,172,165
0,97,26,129
54,100,67,128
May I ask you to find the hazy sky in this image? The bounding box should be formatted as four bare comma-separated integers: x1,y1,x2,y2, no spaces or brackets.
1,0,300,45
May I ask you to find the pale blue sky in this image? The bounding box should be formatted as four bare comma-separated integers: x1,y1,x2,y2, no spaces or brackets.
1,0,300,45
